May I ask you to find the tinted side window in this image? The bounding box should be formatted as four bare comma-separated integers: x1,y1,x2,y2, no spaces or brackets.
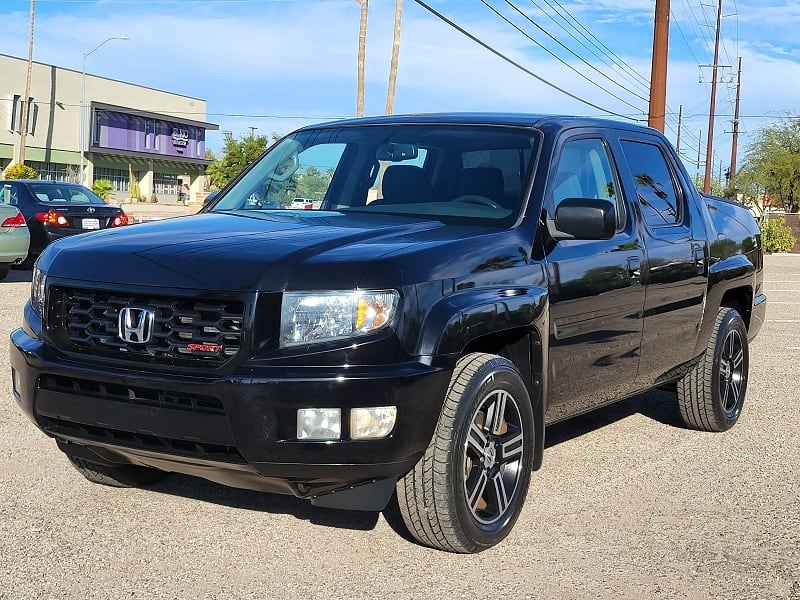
552,138,624,229
619,140,681,228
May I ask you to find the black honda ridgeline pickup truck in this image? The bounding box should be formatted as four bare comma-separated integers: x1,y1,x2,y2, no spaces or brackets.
10,114,766,553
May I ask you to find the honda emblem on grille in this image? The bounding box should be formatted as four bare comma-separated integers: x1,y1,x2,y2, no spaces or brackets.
118,307,155,344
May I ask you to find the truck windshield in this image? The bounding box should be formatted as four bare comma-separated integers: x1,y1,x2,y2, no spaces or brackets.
212,124,540,226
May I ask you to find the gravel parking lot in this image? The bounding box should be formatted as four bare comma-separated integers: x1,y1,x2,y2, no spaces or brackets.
1,255,798,600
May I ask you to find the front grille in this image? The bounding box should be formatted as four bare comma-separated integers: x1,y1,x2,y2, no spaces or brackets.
36,373,244,463
39,374,225,414
39,416,246,463
49,286,245,367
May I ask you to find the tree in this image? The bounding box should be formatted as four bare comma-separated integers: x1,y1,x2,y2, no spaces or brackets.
19,0,35,165
386,0,402,115
736,116,800,214
206,133,281,190
3,163,38,179
92,179,114,200
356,0,369,117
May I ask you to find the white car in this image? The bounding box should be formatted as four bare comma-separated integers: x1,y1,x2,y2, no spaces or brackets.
290,198,313,210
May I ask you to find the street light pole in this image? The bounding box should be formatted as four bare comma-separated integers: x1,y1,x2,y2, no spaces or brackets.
79,35,128,184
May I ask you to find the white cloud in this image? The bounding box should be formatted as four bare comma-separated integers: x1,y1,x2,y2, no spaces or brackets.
0,0,797,164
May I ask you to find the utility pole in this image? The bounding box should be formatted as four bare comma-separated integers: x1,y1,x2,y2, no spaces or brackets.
385,0,403,115
676,104,683,154
729,56,742,188
696,129,703,188
648,0,669,132
18,0,35,165
248,126,258,138
356,0,369,117
703,0,723,194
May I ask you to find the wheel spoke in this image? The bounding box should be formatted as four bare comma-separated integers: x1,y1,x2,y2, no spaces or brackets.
467,422,488,457
487,391,508,435
721,377,730,407
499,430,524,463
732,347,744,370
726,333,735,360
729,377,742,408
488,470,511,516
466,468,488,511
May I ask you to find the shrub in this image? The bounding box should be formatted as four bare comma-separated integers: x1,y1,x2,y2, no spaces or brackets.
761,217,797,253
3,163,38,179
92,179,114,200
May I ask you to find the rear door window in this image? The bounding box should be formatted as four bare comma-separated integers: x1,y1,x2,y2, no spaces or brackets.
619,140,683,229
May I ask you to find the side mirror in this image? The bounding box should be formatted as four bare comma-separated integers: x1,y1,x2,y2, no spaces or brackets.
548,198,616,241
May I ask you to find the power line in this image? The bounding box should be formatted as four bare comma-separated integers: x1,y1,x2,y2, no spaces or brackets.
477,0,646,113
542,0,652,90
411,0,642,120
498,0,650,104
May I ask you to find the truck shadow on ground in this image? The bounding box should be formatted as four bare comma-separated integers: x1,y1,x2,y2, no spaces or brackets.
147,388,684,539
544,387,684,448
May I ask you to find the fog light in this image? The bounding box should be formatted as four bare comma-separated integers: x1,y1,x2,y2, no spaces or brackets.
297,408,341,440
350,406,397,439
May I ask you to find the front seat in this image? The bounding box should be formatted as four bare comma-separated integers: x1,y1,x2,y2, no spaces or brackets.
457,167,506,207
381,165,433,204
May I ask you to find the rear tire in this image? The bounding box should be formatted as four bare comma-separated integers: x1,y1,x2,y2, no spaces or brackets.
67,455,168,488
677,307,749,432
396,353,534,553
0,265,9,280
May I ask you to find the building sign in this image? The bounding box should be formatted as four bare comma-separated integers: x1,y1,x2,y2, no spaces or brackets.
91,108,206,159
171,128,189,149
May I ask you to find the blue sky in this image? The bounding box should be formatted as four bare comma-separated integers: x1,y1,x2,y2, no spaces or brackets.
2,0,799,181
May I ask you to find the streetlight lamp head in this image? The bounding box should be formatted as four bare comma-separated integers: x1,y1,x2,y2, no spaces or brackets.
118,35,130,40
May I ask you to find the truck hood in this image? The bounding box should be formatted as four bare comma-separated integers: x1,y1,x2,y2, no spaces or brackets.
41,211,507,291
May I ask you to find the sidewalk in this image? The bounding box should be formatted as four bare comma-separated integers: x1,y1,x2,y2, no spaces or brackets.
118,201,201,224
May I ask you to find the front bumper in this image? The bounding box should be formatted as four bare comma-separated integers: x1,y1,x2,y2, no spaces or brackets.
10,328,452,510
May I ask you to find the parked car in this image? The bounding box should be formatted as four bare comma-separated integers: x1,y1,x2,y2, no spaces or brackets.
290,197,314,210
11,114,765,553
0,203,30,280
0,180,129,268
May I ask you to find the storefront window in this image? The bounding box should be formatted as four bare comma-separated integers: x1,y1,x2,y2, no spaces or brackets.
29,162,78,182
94,167,130,192
153,173,179,195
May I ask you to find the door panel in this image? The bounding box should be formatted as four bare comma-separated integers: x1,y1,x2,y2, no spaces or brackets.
544,136,645,423
615,138,708,387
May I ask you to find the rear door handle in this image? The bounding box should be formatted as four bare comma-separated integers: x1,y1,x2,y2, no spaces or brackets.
693,244,706,275
627,256,641,281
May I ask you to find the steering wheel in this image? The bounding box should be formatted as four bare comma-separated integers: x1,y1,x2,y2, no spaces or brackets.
451,194,501,209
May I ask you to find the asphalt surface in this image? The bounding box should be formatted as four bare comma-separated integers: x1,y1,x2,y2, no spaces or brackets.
1,255,798,599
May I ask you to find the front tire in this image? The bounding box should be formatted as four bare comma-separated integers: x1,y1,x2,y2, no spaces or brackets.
677,307,749,432
67,455,168,488
396,353,534,553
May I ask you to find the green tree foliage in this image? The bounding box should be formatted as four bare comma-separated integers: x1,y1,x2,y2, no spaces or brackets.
292,167,335,201
761,217,797,253
206,133,283,190
92,179,114,200
3,163,38,179
736,116,800,214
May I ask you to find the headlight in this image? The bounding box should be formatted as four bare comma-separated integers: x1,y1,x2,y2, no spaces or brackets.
31,266,46,317
280,290,399,347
